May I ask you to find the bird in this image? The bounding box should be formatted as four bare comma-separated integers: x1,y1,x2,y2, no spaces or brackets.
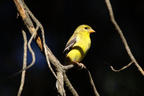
64,24,95,68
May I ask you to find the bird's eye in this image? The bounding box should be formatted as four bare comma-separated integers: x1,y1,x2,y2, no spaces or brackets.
84,27,89,29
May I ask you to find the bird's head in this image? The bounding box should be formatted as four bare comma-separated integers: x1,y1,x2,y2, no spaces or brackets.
75,24,95,34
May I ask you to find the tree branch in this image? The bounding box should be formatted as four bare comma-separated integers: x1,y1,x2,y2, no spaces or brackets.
87,69,100,96
13,0,78,96
17,30,27,96
105,0,144,75
13,0,100,96
110,61,133,72
64,74,79,96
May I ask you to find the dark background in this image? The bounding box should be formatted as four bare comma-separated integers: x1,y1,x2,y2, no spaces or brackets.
0,0,144,96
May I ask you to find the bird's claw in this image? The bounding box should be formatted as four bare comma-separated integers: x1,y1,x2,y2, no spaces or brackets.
73,62,86,69
78,63,86,69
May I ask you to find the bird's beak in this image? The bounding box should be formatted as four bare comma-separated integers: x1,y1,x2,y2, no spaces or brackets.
88,29,95,33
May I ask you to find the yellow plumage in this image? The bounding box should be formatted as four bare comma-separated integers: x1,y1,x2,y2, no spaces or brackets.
64,24,95,66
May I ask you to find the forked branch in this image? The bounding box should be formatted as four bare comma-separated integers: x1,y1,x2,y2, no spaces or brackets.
105,0,144,75
13,0,100,96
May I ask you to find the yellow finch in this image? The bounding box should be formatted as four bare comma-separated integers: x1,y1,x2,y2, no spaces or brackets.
64,24,95,68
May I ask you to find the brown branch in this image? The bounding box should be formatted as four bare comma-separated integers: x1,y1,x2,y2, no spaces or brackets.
17,30,27,96
25,29,36,70
87,69,100,96
13,0,100,96
110,61,133,72
105,0,144,75
13,0,43,51
21,3,64,90
22,1,63,81
56,71,66,96
45,46,77,96
13,0,78,96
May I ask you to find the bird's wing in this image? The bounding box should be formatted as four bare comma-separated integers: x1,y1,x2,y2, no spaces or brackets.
63,36,77,54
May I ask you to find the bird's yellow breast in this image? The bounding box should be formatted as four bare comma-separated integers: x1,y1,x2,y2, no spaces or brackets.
66,32,91,62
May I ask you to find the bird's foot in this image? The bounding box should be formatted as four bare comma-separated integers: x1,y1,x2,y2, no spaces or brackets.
73,62,86,69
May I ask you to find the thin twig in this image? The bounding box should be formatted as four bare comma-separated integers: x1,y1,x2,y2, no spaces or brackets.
13,0,76,96
24,0,66,93
24,1,65,95
17,29,37,72
87,69,100,96
25,30,36,69
110,61,133,72
13,0,43,50
13,0,100,96
17,30,27,96
105,0,144,75
45,46,66,96
22,0,59,80
63,64,74,70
